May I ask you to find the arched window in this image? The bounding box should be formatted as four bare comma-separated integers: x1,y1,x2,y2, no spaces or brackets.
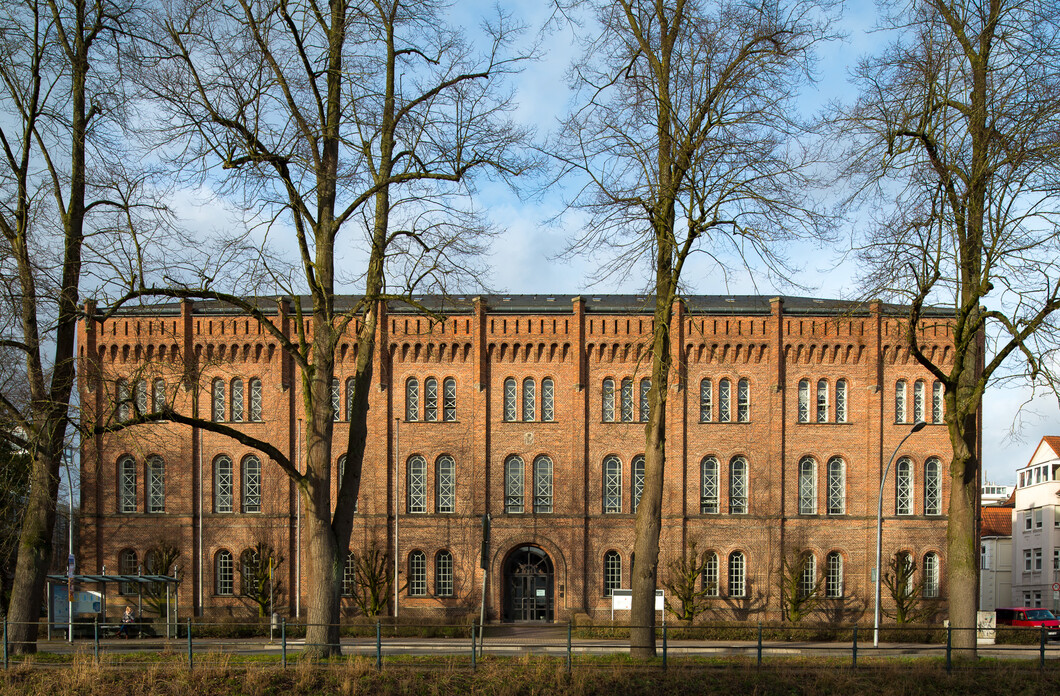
825,552,843,598
436,550,454,597
134,380,148,416
925,457,942,515
503,377,517,422
728,551,746,597
337,456,356,513
699,378,713,422
405,378,419,422
407,455,427,514
718,378,731,422
146,456,165,513
602,378,616,422
913,379,925,423
240,547,258,596
408,551,427,596
923,552,940,598
533,455,553,513
211,378,225,422
737,378,750,422
436,454,455,513
505,455,524,513
242,455,261,513
798,457,817,515
249,378,263,421
639,378,651,422
603,551,622,596
215,550,234,596
231,378,244,422
932,381,944,423
798,553,817,599
816,379,828,423
620,378,634,422
118,456,137,513
632,455,645,513
424,377,438,421
895,457,913,515
700,456,719,514
342,552,356,597
603,455,622,513
541,377,555,422
827,457,845,515
344,378,355,422
328,377,339,422
522,378,535,422
443,378,457,422
214,455,233,513
895,379,907,423
730,457,748,514
117,379,131,420
152,378,166,413
797,379,810,423
119,549,138,595
702,551,719,596
835,379,848,423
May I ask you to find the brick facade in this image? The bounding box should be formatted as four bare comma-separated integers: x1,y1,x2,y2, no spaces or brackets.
78,295,959,623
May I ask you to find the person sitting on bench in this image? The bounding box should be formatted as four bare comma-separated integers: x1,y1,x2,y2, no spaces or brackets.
117,606,136,638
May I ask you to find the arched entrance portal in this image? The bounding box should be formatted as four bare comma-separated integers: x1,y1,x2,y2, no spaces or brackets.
502,545,554,622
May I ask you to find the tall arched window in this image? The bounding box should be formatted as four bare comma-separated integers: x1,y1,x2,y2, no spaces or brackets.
603,455,622,513
639,378,651,422
407,455,427,513
408,551,427,596
632,455,645,513
895,457,913,515
827,457,846,515
718,378,732,422
797,379,810,423
895,380,907,423
405,378,420,422
240,548,258,596
825,552,843,598
798,457,817,515
522,378,536,422
505,455,524,513
601,378,616,422
342,552,356,597
737,378,750,422
331,377,341,421
118,456,137,513
700,456,719,514
925,457,942,515
344,378,355,423
146,456,165,513
443,377,457,422
932,381,944,423
798,553,817,598
913,379,925,423
436,455,455,513
816,379,828,423
242,455,261,513
923,552,940,598
119,549,138,595
541,377,555,422
702,551,719,596
620,378,634,422
211,378,225,422
728,551,746,597
214,455,233,513
424,377,438,421
436,550,454,597
134,380,148,416
152,378,166,413
699,378,713,422
231,378,245,422
603,551,622,596
117,379,131,420
503,377,517,422
249,378,263,421
215,550,234,596
730,456,748,514
835,379,848,423
533,455,553,513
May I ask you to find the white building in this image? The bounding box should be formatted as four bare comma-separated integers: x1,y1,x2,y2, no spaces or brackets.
980,506,1012,612
982,482,1013,507
1011,437,1060,610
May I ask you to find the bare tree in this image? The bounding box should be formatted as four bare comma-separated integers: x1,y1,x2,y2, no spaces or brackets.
839,0,1060,654
553,0,833,657
778,548,823,624
661,540,713,623
109,0,530,656
881,553,932,626
239,542,283,619
349,541,392,618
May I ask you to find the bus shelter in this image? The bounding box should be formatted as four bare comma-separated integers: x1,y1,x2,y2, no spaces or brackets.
46,573,180,639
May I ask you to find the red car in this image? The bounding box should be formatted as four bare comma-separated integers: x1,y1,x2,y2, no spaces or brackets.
995,607,1060,639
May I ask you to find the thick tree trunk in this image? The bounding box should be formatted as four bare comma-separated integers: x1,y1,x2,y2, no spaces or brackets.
303,505,341,655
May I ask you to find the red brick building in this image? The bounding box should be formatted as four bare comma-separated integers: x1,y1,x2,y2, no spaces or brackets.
78,295,959,623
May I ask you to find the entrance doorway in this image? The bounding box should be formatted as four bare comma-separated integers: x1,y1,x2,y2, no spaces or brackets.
502,545,554,622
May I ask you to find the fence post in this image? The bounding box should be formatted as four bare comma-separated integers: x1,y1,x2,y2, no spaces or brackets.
3,616,8,670
756,623,763,669
471,624,477,671
945,625,951,674
187,618,193,672
852,626,858,669
93,616,99,663
1042,625,1047,669
281,618,287,669
662,624,668,669
375,620,381,672
567,621,572,674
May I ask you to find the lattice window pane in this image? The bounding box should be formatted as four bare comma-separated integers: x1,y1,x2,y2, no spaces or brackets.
250,378,263,421
895,380,907,423
798,458,816,514
700,457,719,514
151,379,165,414
702,553,719,596
240,548,258,596
503,378,517,422
443,378,457,421
932,381,943,423
896,458,913,515
604,551,621,596
913,380,925,423
117,379,130,421
424,377,438,421
620,378,633,422
212,379,225,422
923,553,939,598
147,457,165,513
827,457,845,515
437,455,455,513
214,456,233,513
119,549,138,595
436,551,453,596
718,379,731,423
331,378,341,421
798,554,817,599
541,378,554,422
345,378,354,423
826,552,843,598
797,379,809,423
407,456,427,513
119,457,137,513
216,551,233,595
730,457,747,514
737,378,750,422
342,552,356,597
816,379,828,423
602,378,615,422
242,456,261,513
505,456,524,513
729,552,745,597
639,379,650,422
134,380,147,416
522,378,535,422
231,378,244,422
925,458,941,515
409,551,426,596
603,456,622,513
835,379,847,423
632,456,645,513
700,379,712,422
534,456,553,513
406,378,419,421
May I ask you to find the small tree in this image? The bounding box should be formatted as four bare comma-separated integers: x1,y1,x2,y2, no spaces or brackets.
142,539,180,618
351,543,393,619
779,549,823,623
882,553,929,626
239,543,283,619
662,542,713,623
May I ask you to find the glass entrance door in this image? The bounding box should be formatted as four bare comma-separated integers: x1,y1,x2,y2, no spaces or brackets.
503,546,554,622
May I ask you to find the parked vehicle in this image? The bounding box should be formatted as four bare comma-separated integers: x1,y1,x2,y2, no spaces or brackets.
995,607,1060,639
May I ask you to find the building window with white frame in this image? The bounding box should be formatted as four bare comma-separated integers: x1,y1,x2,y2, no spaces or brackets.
117,379,131,420
242,455,261,513
718,378,731,422
702,551,719,596
895,380,907,423
408,551,427,596
639,378,650,422
119,548,138,595
407,455,427,514
152,378,166,413
406,378,420,422
330,377,340,421
214,455,233,513
932,381,943,423
215,550,234,596
827,457,845,515
134,380,147,416
1035,548,1043,571
737,378,750,422
424,377,438,422
211,378,225,422
118,456,137,513
620,378,634,422
728,551,746,597
602,378,615,422
816,379,828,423
250,378,263,421
730,456,748,514
913,379,925,423
700,378,712,422
436,454,455,513
603,455,622,513
533,455,553,513
797,379,810,423
436,550,454,597
345,377,355,422
505,455,524,513
798,457,817,515
701,456,719,514
798,553,817,598
342,552,356,597
1025,549,1033,572
895,457,913,515
923,552,939,598
632,455,645,513
146,456,165,513
924,458,941,515
604,551,622,596
825,551,843,598
503,378,517,422
541,377,554,422
443,377,457,422
835,379,848,423
523,378,536,422
231,378,245,422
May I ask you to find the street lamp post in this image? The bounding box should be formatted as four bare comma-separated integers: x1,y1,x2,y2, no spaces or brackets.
874,420,927,648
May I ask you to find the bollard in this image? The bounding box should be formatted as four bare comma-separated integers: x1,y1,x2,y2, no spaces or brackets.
471,624,476,671
1042,626,1047,669
93,617,99,663
566,621,572,674
662,624,668,669
187,618,193,672
945,625,951,674
852,626,858,669
281,618,287,669
756,623,763,669
375,620,381,671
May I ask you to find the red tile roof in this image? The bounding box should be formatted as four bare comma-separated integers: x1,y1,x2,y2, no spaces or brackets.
1043,436,1060,458
981,507,1012,537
